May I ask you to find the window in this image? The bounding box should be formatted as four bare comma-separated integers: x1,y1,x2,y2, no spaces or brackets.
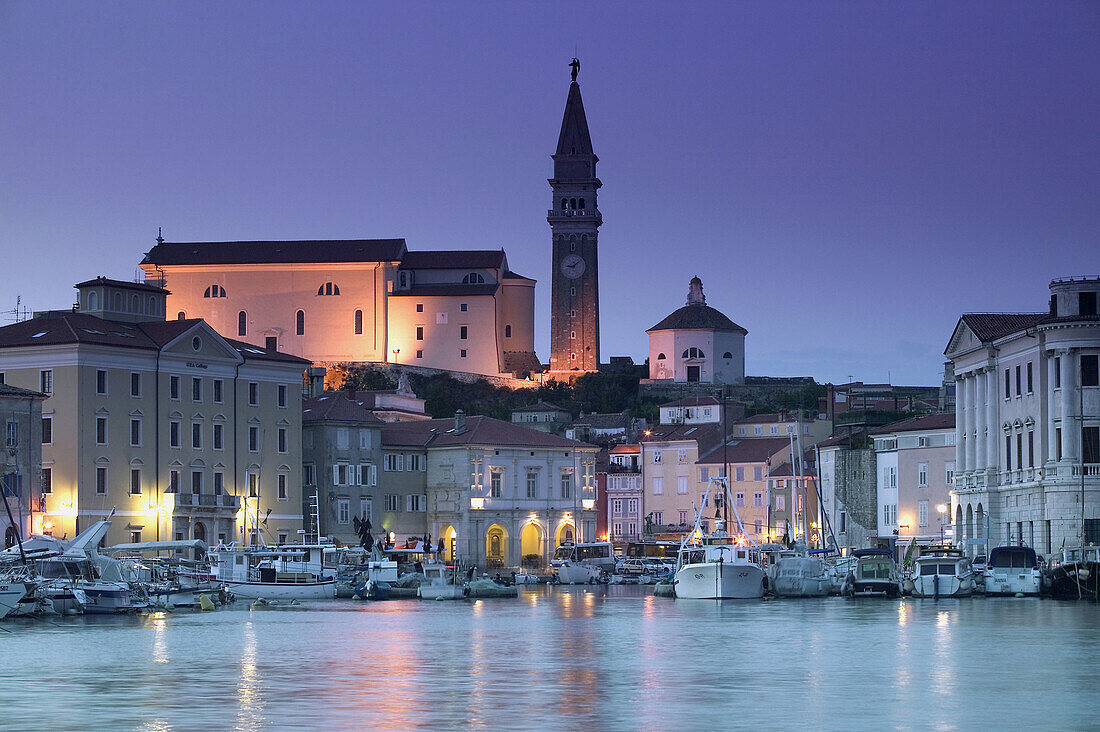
96,467,107,494
736,492,745,507
248,426,258,452
776,495,785,511
416,303,423,313
265,336,277,351
839,511,847,533
754,425,763,436
681,347,704,359
1026,362,1033,393
918,500,929,527
699,467,709,482
96,416,108,445
212,379,223,404
97,370,108,395
1014,364,1021,396
416,326,424,341
613,499,623,515
946,461,956,486
652,477,663,495
248,382,258,406
407,454,424,471
130,530,142,543
1082,354,1099,387
570,331,576,339
247,473,259,498
505,324,511,338
416,350,423,359
40,370,52,395
296,310,305,335
753,466,763,481
678,449,688,464
883,504,891,526
213,423,224,450
1081,291,1098,316
303,464,315,486
460,349,467,358
41,467,52,495
1055,356,1062,388
723,351,733,359
462,272,485,284
204,285,226,298
918,462,928,487
1004,368,1010,399
237,310,249,337
277,428,287,453
360,498,372,522
459,303,468,313
770,425,778,435
628,498,638,514
169,375,179,400
192,377,202,402
407,494,425,512
679,510,688,525
735,466,745,482
42,417,52,445
192,422,202,449
460,326,468,340
177,311,186,320
754,492,763,507
652,450,662,464
338,499,350,524
130,468,142,495
559,470,572,499
1084,427,1100,465
191,470,202,495
677,476,688,494
130,418,141,447
359,463,376,486
277,474,288,500
354,310,363,335
334,464,349,486
385,494,399,512
168,469,180,493
214,471,225,495
384,454,403,471
317,282,341,296
1057,428,1062,461
1005,435,1012,471
1017,433,1023,471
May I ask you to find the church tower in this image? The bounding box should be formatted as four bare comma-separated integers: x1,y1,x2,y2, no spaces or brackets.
548,58,601,376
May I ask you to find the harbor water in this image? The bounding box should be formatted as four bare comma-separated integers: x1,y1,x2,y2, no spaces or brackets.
2,586,1098,731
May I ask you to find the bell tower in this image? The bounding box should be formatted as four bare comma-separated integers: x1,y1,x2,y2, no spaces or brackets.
548,58,601,376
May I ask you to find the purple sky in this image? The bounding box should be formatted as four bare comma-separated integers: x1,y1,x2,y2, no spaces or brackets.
2,2,1098,385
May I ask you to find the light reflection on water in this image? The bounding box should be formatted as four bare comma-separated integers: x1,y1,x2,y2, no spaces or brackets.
1,588,1098,730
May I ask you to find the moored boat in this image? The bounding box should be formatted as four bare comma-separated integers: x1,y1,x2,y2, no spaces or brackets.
842,548,902,598
1043,546,1100,601
984,546,1041,597
909,548,974,598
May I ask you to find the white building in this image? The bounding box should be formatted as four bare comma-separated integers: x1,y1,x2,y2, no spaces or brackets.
647,277,746,385
946,276,1100,554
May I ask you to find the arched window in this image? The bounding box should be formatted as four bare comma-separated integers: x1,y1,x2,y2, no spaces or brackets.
88,291,98,310
579,198,585,210
113,293,122,311
203,285,226,298
462,273,485,284
682,347,705,359
570,198,577,210
238,311,247,337
147,296,156,313
723,351,733,359
295,310,305,335
177,311,186,320
657,353,666,360
317,282,340,296
570,331,576,339
504,324,511,338
131,294,140,312
354,309,363,335
561,198,567,211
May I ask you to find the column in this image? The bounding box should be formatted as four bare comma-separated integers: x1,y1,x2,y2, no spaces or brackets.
1061,350,1076,462
956,375,968,474
965,374,977,472
986,366,998,472
974,370,987,471
1048,352,1059,463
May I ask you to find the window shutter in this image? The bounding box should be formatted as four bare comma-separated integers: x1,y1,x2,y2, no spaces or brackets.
332,465,340,486
370,465,377,486
405,495,412,512
421,494,427,512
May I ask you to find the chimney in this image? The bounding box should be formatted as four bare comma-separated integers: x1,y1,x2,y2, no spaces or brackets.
308,367,326,398
454,409,467,434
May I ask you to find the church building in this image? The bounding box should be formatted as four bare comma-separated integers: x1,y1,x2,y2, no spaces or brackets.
647,276,747,385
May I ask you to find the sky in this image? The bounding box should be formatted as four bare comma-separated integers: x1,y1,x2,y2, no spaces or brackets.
2,2,1098,385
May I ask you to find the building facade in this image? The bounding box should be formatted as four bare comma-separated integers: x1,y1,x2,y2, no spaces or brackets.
947,276,1100,554
817,431,877,554
605,444,643,543
0,278,309,547
511,401,573,434
0,384,45,548
647,277,747,385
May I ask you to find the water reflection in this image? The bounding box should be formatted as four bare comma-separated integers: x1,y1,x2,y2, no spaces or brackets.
236,620,263,732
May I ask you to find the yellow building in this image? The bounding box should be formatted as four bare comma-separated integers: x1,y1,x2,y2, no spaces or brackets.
0,278,311,547
139,239,540,379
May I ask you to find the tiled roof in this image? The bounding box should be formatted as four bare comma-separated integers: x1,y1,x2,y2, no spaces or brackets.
502,271,534,281
512,400,570,414
734,412,792,424
641,422,731,455
572,411,631,429
382,415,593,450
960,313,1047,343
303,391,385,425
647,304,747,334
141,239,408,266
75,276,170,294
501,351,543,374
609,444,640,454
660,396,721,408
389,284,499,297
697,437,790,465
399,250,505,270
817,429,868,448
870,412,956,435
0,383,47,399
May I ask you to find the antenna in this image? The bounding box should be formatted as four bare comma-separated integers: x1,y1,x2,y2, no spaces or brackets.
3,295,30,324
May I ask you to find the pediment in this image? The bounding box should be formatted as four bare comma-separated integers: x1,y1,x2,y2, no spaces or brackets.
945,319,980,359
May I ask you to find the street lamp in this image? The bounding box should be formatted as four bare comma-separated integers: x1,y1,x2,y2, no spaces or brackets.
392,348,400,364
937,504,947,545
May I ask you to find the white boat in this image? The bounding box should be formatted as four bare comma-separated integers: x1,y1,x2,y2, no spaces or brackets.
207,544,337,601
418,561,464,600
910,548,974,598
0,581,29,619
984,546,1041,597
36,521,147,614
773,553,831,597
842,549,902,598
673,521,766,599
552,541,615,584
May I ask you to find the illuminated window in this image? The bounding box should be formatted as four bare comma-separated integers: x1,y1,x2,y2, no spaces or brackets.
317,282,340,296
354,310,363,335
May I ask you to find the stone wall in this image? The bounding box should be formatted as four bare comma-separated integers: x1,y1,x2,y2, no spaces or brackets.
324,361,541,391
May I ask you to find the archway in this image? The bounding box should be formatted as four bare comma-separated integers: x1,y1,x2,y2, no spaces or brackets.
556,521,575,548
520,522,543,568
965,505,974,550
486,524,508,568
956,505,964,542
193,521,207,560
440,525,457,562
975,504,985,541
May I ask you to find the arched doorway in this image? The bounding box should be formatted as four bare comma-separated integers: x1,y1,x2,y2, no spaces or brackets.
976,504,985,541
440,525,457,562
956,505,964,543
965,505,974,550
556,522,575,549
193,521,207,560
520,522,542,568
486,524,508,568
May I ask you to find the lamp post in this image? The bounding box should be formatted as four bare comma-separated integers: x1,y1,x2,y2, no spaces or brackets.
937,504,947,546
392,348,400,364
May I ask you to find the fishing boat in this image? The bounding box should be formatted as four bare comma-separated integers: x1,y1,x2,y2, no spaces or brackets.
842,548,902,598
206,544,337,601
909,548,974,598
1044,546,1100,601
983,546,1041,597
552,541,614,584
772,552,831,598
418,561,464,600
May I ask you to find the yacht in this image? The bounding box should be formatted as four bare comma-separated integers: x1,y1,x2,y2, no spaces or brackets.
909,548,974,598
0,579,30,619
552,541,614,584
1044,546,1100,600
842,548,902,598
984,546,1041,597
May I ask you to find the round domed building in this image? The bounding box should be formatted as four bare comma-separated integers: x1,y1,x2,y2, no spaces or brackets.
646,277,747,385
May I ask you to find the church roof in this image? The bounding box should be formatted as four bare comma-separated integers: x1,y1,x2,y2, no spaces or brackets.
399,250,505,270
555,82,594,157
141,239,408,266
647,304,747,334
959,313,1046,342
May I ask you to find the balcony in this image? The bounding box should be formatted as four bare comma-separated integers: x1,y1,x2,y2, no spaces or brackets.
165,492,241,510
547,209,602,224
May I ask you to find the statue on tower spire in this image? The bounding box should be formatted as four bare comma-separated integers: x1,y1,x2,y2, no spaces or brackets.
570,57,580,83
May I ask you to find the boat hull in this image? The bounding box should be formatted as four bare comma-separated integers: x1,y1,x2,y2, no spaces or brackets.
845,579,901,598
557,563,601,585
773,557,830,597
674,562,766,599
984,570,1041,596
0,582,28,619
1045,563,1099,600
82,583,144,614
911,575,973,598
418,583,464,600
222,579,336,601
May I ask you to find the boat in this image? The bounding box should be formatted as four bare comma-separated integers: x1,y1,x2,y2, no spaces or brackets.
842,548,902,598
0,580,30,619
418,561,465,600
552,541,615,584
206,544,337,601
463,576,518,598
36,521,147,614
1044,546,1100,601
983,546,1041,597
673,521,766,599
772,552,831,598
909,548,974,598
